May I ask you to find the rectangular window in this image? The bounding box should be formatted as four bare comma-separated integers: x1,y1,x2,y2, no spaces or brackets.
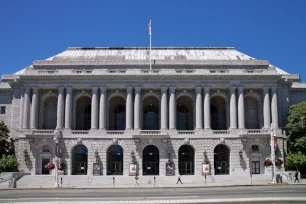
0,106,5,114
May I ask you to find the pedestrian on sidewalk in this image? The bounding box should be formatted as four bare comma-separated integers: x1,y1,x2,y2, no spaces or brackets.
294,170,300,183
176,173,183,184
135,174,139,186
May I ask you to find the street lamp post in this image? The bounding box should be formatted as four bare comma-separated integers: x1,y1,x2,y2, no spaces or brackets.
53,130,61,188
270,125,277,184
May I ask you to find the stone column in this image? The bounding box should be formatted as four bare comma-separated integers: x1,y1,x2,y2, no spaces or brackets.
99,87,106,130
169,87,176,130
134,87,141,130
161,87,168,130
230,87,237,129
23,87,31,129
91,87,98,129
65,87,72,129
56,87,65,129
263,87,271,129
19,89,24,129
204,87,211,129
30,88,39,129
195,87,203,129
126,87,133,130
271,87,279,129
238,87,245,129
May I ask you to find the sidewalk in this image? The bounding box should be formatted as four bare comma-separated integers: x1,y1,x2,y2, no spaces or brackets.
0,179,305,190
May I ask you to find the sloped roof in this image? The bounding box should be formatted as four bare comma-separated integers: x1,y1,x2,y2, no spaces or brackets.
45,47,255,62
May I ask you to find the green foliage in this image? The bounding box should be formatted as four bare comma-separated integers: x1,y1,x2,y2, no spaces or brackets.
0,155,18,172
0,121,13,157
286,152,306,170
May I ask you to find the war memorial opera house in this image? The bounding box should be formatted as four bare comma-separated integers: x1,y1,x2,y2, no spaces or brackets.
1,47,306,179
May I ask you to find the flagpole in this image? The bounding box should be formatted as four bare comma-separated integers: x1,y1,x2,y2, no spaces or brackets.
149,16,152,70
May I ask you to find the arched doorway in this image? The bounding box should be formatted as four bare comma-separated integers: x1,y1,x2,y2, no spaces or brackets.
143,96,159,130
211,96,227,130
109,96,126,130
176,96,193,130
76,96,91,130
178,145,194,175
214,144,230,175
245,96,260,129
143,145,159,175
107,145,123,175
72,145,88,175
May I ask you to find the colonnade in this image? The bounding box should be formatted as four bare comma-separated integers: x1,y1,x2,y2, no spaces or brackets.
20,86,279,130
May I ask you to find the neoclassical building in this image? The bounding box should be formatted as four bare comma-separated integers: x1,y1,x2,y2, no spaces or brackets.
1,47,306,177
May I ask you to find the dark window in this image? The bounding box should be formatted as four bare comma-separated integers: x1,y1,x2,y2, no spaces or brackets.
0,106,5,114
252,161,260,174
252,145,259,152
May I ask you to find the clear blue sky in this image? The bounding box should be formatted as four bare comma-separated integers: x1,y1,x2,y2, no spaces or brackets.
1,0,306,81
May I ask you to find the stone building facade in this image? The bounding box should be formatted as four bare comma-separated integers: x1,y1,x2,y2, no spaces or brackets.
1,47,306,178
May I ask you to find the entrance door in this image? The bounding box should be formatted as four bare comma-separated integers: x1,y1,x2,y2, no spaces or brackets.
215,161,229,175
178,145,195,175
72,145,88,175
214,144,230,175
42,159,50,175
143,145,159,175
107,145,123,175
252,157,260,174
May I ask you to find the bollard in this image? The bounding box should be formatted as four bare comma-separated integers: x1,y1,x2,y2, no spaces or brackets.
113,177,115,188
154,176,156,187
61,177,63,187
204,174,206,186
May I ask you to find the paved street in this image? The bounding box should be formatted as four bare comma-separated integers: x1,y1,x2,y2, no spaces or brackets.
0,184,305,203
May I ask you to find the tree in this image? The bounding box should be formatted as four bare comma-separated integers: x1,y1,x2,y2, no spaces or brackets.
0,121,13,157
286,101,306,171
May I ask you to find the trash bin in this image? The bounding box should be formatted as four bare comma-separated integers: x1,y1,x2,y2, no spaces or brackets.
8,178,16,188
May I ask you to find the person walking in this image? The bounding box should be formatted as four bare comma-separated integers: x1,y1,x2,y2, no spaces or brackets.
294,170,300,183
177,173,183,184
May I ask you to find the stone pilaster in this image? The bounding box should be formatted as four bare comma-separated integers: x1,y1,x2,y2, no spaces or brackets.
161,87,168,130
30,87,39,129
195,87,203,130
169,87,176,130
56,87,65,129
263,87,271,129
22,87,31,129
126,87,133,130
99,87,106,130
91,87,98,129
230,87,237,129
271,87,279,129
238,87,245,129
134,87,141,130
65,87,72,129
204,87,211,129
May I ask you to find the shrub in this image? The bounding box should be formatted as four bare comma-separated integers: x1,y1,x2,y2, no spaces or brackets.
0,155,18,172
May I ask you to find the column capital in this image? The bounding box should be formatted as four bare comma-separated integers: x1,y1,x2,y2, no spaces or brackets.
204,87,210,93
32,87,39,91
195,87,202,94
25,87,31,91
161,87,168,93
134,87,141,93
57,87,65,93
238,87,244,93
126,87,133,93
271,87,278,92
92,87,98,91
230,87,236,93
263,87,270,92
169,87,176,93
99,87,106,93
66,87,73,91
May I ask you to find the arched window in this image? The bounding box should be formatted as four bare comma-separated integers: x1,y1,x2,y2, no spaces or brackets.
107,145,123,175
109,97,126,130
76,96,91,130
72,145,88,175
211,96,226,130
214,144,230,175
143,96,159,130
178,145,194,175
176,96,193,130
42,96,57,129
245,96,260,129
143,145,159,175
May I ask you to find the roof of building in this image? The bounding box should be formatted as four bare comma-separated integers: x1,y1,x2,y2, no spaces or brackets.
10,47,289,75
44,47,255,62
